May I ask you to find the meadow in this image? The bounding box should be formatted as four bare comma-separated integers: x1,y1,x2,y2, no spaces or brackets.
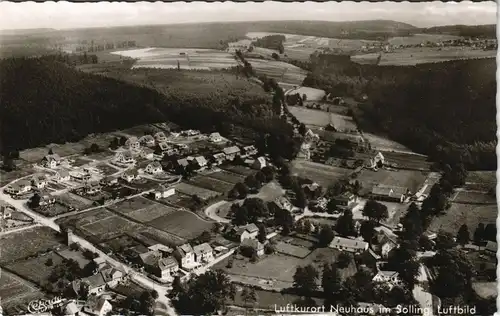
146,210,213,239
291,160,351,187
428,203,497,235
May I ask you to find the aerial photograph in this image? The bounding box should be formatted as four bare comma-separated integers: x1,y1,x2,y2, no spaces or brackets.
0,1,497,315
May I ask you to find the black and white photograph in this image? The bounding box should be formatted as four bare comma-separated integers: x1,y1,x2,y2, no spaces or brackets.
0,1,497,315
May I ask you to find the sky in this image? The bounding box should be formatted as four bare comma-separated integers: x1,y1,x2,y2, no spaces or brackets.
0,1,497,31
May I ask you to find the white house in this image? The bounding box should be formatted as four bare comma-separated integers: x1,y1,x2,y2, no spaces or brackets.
233,223,259,242
145,161,163,175
31,175,48,189
100,267,124,288
241,238,265,257
5,180,32,196
83,297,112,316
154,132,167,143
54,170,70,182
174,243,196,269
223,146,241,161
209,132,223,143
371,184,408,203
39,195,56,206
141,148,155,160
139,135,155,147
125,137,141,151
252,157,267,170
372,271,402,289
193,156,208,170
329,236,368,254
100,176,118,186
152,186,176,200
368,152,385,168
121,169,138,183
41,154,61,169
212,153,226,165
193,243,214,264
242,145,258,157
115,151,135,165
273,196,294,212
157,257,179,279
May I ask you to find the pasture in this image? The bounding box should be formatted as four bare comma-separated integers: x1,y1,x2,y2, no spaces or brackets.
312,128,364,144
285,87,326,101
246,58,307,85
135,228,187,247
5,251,65,286
450,190,496,205
205,170,245,185
362,132,412,152
188,175,233,194
355,169,428,194
0,166,35,187
173,182,220,200
56,208,113,228
427,203,497,235
291,160,351,187
231,286,322,310
275,241,312,258
351,47,495,66
0,227,64,264
146,210,213,239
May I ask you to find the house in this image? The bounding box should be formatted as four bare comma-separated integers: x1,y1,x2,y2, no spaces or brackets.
76,273,107,295
31,175,48,189
329,236,369,254
484,241,497,256
209,132,223,143
244,145,258,157
141,147,155,160
1,206,12,219
121,169,138,183
176,158,190,169
372,271,402,289
148,244,174,256
114,151,135,165
182,129,200,137
368,152,385,168
212,153,226,165
83,297,112,316
302,182,321,198
176,143,189,150
297,143,311,160
85,182,102,195
174,243,196,269
145,161,163,175
232,223,259,242
152,185,176,200
423,231,437,240
100,176,118,186
371,184,408,203
332,192,358,210
241,238,265,257
154,132,167,143
39,195,56,206
63,301,81,316
193,243,214,264
53,170,70,183
125,137,141,151
158,142,171,152
139,135,155,147
157,257,179,279
223,146,241,161
140,250,178,279
193,156,208,170
273,196,294,212
5,180,32,196
41,154,61,168
375,230,398,259
100,267,124,287
252,156,267,170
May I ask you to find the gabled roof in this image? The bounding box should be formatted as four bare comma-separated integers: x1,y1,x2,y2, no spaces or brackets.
139,250,162,266
147,161,162,169
255,156,266,165
154,132,166,139
57,170,70,177
43,154,61,162
101,267,123,282
330,236,368,250
176,243,194,257
140,135,155,142
223,146,240,155
241,238,264,250
243,145,256,152
81,273,107,289
177,159,189,167
210,132,221,138
158,257,178,270
158,142,171,150
236,223,259,235
126,136,139,144
193,243,213,256
485,241,497,252
374,270,399,279
117,150,133,159
148,244,173,253
194,156,207,165
372,184,407,197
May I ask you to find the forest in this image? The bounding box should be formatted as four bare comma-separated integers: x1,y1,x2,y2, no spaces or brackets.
0,57,298,158
301,54,496,170
252,35,286,53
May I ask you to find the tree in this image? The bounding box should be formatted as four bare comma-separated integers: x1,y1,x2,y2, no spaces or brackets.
232,205,249,226
293,264,319,295
483,223,496,242
48,148,54,155
335,209,357,237
326,199,338,214
322,263,342,305
295,187,307,209
401,203,423,242
257,224,267,243
264,243,276,254
139,290,156,315
241,287,257,313
255,171,266,184
83,260,99,277
45,258,53,266
28,193,41,209
69,242,80,251
89,143,100,153
318,225,335,246
359,220,376,243
271,52,279,60
430,249,474,298
337,252,351,269
456,224,470,245
2,156,15,171
234,182,249,199
435,231,456,250
362,199,389,223
261,166,275,182
474,223,485,243
298,123,307,136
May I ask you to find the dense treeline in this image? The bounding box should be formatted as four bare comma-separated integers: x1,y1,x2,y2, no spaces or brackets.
420,24,496,39
0,57,296,157
301,54,496,170
252,35,285,53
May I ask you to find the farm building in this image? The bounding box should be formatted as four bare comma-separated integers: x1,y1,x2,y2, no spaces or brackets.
100,176,118,186
141,250,178,279
125,137,141,151
145,161,163,175
252,157,267,170
115,151,135,165
209,132,223,143
41,154,61,168
5,180,32,195
100,266,125,287
241,238,265,257
230,223,259,243
74,273,107,296
148,244,173,256
332,192,358,210
329,236,368,254
54,170,71,182
371,184,408,203
372,270,402,289
193,243,214,264
223,146,241,161
139,135,155,147
374,230,398,259
154,132,167,143
151,185,176,200
174,243,196,269
82,297,113,316
368,152,385,168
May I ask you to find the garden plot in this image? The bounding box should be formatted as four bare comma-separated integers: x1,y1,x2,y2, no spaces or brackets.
285,87,326,101
127,203,178,223
108,196,157,214
221,165,255,177
205,170,245,185
428,204,497,235
96,163,120,176
56,192,94,210
146,210,212,240
5,252,65,286
81,215,142,240
188,175,233,193
56,208,115,228
450,190,496,205
275,242,312,258
0,271,45,314
173,182,220,200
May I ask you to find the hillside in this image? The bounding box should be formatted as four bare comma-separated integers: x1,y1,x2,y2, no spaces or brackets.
420,24,496,38
301,55,496,170
0,57,294,154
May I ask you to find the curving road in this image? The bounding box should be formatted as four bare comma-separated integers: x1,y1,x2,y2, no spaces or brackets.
204,200,231,224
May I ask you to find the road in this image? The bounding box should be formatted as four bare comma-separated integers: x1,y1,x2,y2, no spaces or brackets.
204,200,231,223
412,264,434,316
0,223,41,236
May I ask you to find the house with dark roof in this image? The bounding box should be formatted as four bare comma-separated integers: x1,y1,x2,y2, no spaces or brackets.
374,230,398,259
139,135,155,147
241,238,265,257
223,146,241,161
100,175,118,186
31,175,48,189
332,192,358,209
74,273,107,296
230,223,260,243
41,154,61,168
125,137,141,151
100,267,124,287
173,243,196,269
371,184,408,203
5,180,32,196
329,236,368,254
193,243,214,264
145,161,163,175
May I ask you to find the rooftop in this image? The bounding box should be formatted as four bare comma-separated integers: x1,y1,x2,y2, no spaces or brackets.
329,236,368,250
371,184,407,197
223,146,240,155
193,243,213,255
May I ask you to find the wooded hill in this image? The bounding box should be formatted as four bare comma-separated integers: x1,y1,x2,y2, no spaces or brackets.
301,55,496,170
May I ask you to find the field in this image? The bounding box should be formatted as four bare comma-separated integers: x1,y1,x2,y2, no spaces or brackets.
136,228,187,247
274,241,312,258
127,203,178,222
355,169,428,194
112,48,239,70
188,175,233,193
312,128,364,144
246,58,307,85
230,285,322,310
173,182,221,200
57,208,113,227
81,215,141,240
285,87,326,101
108,196,157,214
0,227,64,264
291,160,351,187
362,132,413,152
205,170,245,184
450,190,496,205
427,203,497,235
222,165,256,177
464,171,496,192
56,192,94,210
5,251,65,286
146,210,213,239
351,47,495,66
0,271,45,314
288,106,357,131
472,282,497,299
387,34,463,46
0,164,36,187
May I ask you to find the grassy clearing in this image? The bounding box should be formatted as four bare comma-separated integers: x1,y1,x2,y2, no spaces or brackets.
0,166,35,187
0,227,64,264
230,285,322,310
96,163,119,176
355,169,428,194
289,106,357,132
221,165,255,177
362,132,412,152
146,210,212,240
275,242,312,258
472,282,497,299
464,171,496,192
387,34,463,45
0,271,45,314
173,182,220,200
450,190,496,204
56,208,114,227
206,170,245,185
188,176,233,194
285,87,326,101
5,251,65,286
428,203,497,235
291,160,351,187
